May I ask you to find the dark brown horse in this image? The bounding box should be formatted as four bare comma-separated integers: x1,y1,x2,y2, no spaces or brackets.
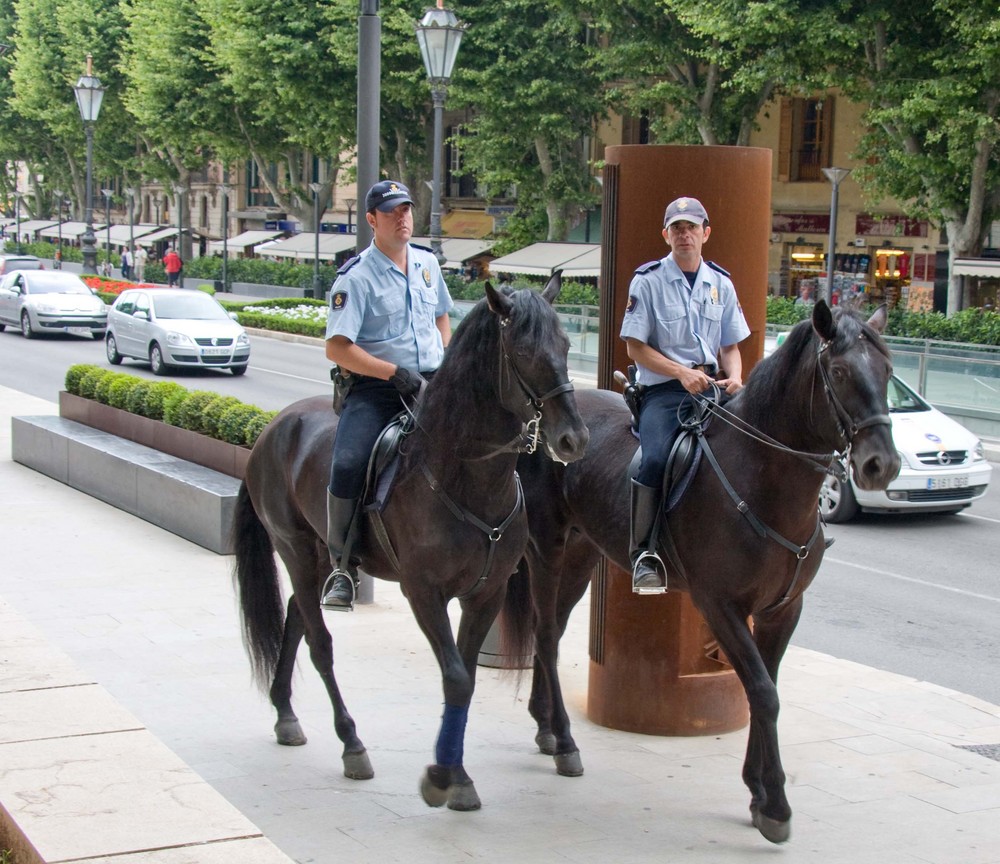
503,301,900,842
232,276,588,811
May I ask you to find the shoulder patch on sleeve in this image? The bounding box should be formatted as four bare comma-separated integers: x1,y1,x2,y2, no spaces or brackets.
409,242,435,254
625,295,639,314
706,260,731,278
330,290,349,311
634,260,662,275
336,255,360,275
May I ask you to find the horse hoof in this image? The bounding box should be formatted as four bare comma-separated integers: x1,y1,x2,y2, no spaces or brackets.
751,807,791,844
274,719,307,746
420,770,449,808
554,751,584,777
447,782,482,811
343,749,374,780
535,731,557,756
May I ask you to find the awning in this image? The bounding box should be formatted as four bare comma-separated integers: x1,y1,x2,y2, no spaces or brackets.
134,226,179,245
101,224,165,246
487,242,600,278
411,236,495,271
953,257,1000,279
441,209,494,239
207,230,284,253
8,219,57,236
254,232,358,261
39,221,92,240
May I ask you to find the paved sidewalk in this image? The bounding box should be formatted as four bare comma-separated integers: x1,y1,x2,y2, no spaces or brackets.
2,385,1000,863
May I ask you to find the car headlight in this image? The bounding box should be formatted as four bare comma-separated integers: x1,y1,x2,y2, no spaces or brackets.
165,331,195,347
973,440,985,462
237,333,249,346
35,303,59,314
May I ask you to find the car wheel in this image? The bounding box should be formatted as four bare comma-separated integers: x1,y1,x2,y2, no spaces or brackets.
106,334,123,365
819,467,858,523
230,364,248,377
20,311,34,339
150,342,169,376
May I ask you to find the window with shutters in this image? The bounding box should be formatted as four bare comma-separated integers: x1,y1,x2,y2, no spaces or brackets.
777,97,834,182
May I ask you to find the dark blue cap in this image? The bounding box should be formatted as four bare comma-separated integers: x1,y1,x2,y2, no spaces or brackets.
365,180,414,213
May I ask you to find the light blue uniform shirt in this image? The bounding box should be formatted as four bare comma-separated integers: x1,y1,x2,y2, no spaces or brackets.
619,253,750,387
325,241,453,373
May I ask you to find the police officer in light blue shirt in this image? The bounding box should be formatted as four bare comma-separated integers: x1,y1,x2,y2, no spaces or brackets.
321,180,453,609
620,196,750,594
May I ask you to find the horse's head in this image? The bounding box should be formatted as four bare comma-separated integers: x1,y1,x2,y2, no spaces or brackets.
812,300,901,491
484,272,589,464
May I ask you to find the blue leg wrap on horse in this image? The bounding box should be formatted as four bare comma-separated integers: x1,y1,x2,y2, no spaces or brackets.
435,703,468,766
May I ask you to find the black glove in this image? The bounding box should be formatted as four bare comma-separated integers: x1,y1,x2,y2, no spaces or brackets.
389,366,426,398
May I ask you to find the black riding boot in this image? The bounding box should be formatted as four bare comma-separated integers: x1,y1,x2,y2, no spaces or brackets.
629,480,667,594
320,491,360,611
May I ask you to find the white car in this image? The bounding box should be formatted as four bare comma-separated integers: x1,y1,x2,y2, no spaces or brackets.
0,270,108,339
819,373,992,521
106,288,250,376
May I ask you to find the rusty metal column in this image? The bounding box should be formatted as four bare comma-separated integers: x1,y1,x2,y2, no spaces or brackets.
589,145,771,735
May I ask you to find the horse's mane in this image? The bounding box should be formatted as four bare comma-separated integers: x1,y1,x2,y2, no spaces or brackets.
737,306,890,432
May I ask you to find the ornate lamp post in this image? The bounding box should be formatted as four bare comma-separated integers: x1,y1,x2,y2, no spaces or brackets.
345,198,356,234
310,182,323,299
173,183,186,288
219,183,230,293
13,191,22,254
72,55,106,275
415,1,466,265
153,194,162,226
124,186,137,278
821,167,851,306
101,188,113,273
356,0,381,253
52,188,64,268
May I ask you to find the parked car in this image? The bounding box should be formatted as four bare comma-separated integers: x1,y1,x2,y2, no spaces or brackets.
819,373,992,521
106,288,250,376
0,270,108,339
0,254,44,275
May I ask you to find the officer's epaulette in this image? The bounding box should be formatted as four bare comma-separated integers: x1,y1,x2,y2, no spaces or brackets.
410,242,435,254
336,255,361,275
706,260,731,278
634,260,662,275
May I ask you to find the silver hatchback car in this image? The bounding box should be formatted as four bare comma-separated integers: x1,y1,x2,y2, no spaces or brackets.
106,288,251,376
0,269,108,339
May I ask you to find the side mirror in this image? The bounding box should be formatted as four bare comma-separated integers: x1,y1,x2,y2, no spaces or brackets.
229,312,239,321
134,309,150,320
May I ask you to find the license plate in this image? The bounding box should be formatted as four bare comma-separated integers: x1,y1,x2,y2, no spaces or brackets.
202,347,230,356
68,327,92,336
928,476,968,490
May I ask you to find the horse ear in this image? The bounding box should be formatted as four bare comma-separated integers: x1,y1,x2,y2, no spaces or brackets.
541,270,562,305
485,281,513,318
866,303,888,334
812,299,836,343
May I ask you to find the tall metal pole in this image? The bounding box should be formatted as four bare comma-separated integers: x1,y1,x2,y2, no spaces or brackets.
173,184,186,289
356,0,381,252
822,167,851,306
219,184,230,293
309,182,323,299
102,189,113,272
429,85,446,265
81,126,97,273
13,192,21,254
125,187,136,278
53,189,63,268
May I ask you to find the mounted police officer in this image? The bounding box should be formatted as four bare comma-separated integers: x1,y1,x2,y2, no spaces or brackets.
620,196,750,594
321,180,453,610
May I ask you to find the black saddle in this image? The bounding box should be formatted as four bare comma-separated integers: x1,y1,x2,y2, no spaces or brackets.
362,411,414,513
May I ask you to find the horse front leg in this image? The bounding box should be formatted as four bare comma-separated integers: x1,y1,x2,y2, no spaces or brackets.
699,598,792,844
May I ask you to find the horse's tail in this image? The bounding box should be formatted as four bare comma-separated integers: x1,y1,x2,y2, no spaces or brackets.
231,481,284,692
496,557,536,675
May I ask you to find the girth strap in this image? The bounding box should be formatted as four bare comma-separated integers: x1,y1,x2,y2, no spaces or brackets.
419,462,525,600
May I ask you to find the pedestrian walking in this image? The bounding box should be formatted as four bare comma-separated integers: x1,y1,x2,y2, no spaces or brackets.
133,246,148,283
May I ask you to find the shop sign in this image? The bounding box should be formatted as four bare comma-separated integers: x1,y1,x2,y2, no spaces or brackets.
856,214,928,238
772,212,830,234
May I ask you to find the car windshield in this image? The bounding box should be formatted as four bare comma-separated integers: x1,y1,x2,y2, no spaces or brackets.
152,294,230,321
886,375,930,413
3,258,42,270
25,274,92,295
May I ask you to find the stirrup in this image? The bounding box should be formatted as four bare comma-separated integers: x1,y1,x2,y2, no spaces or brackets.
632,551,668,595
320,568,357,612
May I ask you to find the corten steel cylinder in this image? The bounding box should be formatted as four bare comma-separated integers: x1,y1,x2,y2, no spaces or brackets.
588,145,771,735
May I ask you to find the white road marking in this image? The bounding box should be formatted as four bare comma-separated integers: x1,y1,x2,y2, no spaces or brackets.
825,555,1000,604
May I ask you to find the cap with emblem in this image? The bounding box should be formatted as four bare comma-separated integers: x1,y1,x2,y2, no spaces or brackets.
365,180,415,213
663,196,709,229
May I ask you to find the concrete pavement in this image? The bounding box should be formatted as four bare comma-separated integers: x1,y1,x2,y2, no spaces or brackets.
2,384,1000,863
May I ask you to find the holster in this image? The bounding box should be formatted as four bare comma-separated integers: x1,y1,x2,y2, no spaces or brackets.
623,364,643,428
331,366,356,415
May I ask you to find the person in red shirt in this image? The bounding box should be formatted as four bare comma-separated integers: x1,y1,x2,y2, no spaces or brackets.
163,247,183,286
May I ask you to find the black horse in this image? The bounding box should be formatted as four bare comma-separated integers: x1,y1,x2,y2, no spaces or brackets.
501,301,900,842
232,276,589,811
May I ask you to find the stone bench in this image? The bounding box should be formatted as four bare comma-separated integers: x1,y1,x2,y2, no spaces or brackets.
11,416,240,554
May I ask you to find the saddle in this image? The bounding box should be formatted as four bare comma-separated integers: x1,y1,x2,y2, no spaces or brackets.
361,411,413,513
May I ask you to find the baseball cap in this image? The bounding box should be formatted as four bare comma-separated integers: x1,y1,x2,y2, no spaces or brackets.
663,196,709,228
365,180,415,213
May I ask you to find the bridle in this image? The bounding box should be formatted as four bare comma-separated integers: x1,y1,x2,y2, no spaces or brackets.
815,336,891,452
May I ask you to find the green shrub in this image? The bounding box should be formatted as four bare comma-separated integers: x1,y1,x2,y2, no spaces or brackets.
77,367,113,399
126,379,154,415
65,363,93,394
93,371,131,405
217,403,263,445
201,395,243,438
243,409,278,446
162,389,212,431
106,376,136,410
142,381,186,420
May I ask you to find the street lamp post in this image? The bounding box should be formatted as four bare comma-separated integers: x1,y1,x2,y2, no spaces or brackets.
52,189,64,268
416,1,466,266
344,198,356,235
821,167,851,306
72,55,106,275
356,0,381,253
13,191,22,254
124,186,136,280
219,183,230,293
173,184,186,288
101,188,113,274
309,182,323,300
153,195,162,226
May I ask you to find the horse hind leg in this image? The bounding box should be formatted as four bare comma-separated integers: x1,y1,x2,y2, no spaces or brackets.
270,596,307,746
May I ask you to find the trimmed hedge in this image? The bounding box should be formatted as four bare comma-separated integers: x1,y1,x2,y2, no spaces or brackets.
64,364,277,447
